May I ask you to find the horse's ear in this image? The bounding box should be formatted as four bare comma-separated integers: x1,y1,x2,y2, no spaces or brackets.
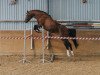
27,10,29,14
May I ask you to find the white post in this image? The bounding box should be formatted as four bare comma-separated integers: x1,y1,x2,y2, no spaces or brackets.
42,26,45,63
23,24,27,62
19,24,30,63
41,27,51,63
46,31,49,49
31,24,33,50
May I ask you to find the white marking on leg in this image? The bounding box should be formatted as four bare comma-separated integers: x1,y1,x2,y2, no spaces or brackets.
71,51,74,56
67,50,71,57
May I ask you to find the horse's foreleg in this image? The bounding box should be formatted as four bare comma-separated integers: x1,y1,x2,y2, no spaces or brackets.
34,24,42,33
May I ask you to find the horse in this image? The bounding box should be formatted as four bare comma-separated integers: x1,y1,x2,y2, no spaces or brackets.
25,10,78,61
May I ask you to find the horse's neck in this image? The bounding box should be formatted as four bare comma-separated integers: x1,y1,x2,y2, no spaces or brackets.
33,11,51,20
35,14,44,19
32,11,43,18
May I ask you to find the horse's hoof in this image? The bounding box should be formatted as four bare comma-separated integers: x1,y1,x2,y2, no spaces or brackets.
70,51,74,56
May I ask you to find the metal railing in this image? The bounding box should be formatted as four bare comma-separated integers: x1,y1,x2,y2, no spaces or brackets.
0,20,100,30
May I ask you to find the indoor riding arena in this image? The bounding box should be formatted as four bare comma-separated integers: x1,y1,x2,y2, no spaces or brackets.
0,0,100,75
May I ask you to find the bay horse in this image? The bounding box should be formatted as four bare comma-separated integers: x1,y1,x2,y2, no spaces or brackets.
25,10,78,60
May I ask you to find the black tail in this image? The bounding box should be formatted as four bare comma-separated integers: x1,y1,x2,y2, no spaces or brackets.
68,29,79,48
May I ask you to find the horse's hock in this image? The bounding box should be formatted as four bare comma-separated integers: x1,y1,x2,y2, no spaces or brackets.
0,30,100,56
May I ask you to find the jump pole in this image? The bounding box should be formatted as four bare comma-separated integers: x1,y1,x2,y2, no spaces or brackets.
30,24,33,50
19,24,30,63
41,26,45,63
46,31,50,49
41,26,51,63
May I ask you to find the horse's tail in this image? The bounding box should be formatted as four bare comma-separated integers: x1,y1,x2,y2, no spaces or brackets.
68,29,79,49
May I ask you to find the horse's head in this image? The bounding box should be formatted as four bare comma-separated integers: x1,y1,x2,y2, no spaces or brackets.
25,10,35,23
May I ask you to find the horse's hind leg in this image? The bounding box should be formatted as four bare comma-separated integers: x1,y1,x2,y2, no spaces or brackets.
67,41,74,56
68,29,79,49
63,39,74,57
70,50,74,56
69,44,74,56
66,49,71,57
63,39,76,61
63,39,71,57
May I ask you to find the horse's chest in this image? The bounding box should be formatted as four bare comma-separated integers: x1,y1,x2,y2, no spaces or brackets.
37,18,58,32
38,18,45,25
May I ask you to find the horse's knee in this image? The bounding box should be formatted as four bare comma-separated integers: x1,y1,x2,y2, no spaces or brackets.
34,25,42,32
